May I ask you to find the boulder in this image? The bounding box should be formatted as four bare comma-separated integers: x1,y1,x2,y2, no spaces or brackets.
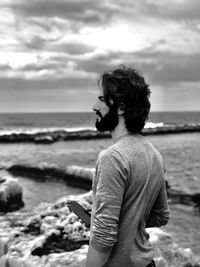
147,228,199,267
34,135,55,144
0,173,24,212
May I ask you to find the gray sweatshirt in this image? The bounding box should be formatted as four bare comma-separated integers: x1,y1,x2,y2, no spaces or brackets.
90,134,169,267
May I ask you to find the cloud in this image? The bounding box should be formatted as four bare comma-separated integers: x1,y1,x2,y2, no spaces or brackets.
1,43,200,93
116,0,200,21
23,35,95,54
148,0,200,21
4,0,119,25
53,42,95,55
0,0,199,111
73,43,200,85
0,75,96,91
0,63,12,71
132,48,200,85
25,36,47,51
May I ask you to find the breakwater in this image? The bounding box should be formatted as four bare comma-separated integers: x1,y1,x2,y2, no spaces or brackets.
0,123,199,143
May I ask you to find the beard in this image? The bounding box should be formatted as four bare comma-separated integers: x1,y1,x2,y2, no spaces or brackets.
95,105,119,132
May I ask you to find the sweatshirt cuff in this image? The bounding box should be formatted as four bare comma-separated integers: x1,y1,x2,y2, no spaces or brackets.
90,237,114,253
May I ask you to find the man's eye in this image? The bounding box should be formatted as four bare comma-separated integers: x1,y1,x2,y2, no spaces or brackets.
98,96,104,101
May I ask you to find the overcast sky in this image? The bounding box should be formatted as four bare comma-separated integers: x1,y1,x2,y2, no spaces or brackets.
0,0,200,112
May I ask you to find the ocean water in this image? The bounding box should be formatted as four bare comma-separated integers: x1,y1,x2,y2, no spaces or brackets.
0,111,199,132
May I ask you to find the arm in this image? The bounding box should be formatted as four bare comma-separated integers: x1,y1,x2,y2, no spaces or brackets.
86,244,112,267
86,149,128,266
146,179,169,227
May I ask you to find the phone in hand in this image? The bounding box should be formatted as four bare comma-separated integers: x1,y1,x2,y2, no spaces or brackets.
67,200,91,228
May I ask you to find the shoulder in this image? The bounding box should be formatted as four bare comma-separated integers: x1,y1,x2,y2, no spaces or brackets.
97,146,129,171
96,147,129,185
98,146,121,162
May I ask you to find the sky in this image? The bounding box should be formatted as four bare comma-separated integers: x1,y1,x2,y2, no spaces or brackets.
0,0,200,113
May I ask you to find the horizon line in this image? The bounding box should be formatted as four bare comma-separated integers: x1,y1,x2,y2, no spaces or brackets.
0,110,200,114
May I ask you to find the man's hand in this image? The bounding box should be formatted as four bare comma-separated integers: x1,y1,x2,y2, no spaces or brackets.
86,244,111,267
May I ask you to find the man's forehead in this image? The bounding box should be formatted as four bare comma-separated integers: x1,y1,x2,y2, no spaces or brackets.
98,84,104,94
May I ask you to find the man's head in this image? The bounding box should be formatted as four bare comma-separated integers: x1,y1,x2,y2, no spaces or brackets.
93,65,151,133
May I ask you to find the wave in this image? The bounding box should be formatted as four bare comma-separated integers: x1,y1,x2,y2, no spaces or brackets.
0,122,199,143
7,164,94,190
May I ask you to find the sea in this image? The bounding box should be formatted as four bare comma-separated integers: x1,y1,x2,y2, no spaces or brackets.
0,111,200,256
0,111,199,135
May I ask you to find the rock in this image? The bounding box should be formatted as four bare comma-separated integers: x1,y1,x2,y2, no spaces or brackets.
0,172,24,212
34,136,55,144
0,191,92,266
0,245,88,267
192,193,200,212
147,228,198,267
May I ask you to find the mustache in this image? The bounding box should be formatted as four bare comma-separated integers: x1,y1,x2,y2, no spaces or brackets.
96,111,103,118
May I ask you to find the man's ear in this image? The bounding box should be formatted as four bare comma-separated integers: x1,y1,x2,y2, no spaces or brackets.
109,99,114,105
117,102,125,115
118,107,124,115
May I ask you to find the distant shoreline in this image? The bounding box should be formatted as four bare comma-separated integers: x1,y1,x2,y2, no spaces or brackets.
0,110,200,114
0,122,199,143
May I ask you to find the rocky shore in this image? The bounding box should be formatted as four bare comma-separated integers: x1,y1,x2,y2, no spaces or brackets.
0,189,200,267
0,164,200,266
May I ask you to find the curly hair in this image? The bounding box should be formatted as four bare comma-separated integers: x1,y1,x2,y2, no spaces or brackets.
98,65,151,134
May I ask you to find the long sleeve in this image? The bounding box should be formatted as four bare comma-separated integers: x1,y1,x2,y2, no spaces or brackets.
90,149,128,252
146,179,169,227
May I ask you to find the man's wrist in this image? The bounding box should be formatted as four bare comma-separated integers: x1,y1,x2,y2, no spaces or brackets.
86,244,112,267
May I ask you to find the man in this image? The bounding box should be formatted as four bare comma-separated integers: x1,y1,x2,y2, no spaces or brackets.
86,65,169,267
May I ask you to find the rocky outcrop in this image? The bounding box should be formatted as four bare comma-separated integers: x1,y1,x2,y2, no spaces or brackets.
0,191,200,267
0,172,24,212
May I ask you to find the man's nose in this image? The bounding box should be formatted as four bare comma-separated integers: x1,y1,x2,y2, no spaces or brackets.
92,100,99,112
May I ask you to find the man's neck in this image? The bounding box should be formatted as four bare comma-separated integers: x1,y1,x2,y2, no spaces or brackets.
110,116,130,143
